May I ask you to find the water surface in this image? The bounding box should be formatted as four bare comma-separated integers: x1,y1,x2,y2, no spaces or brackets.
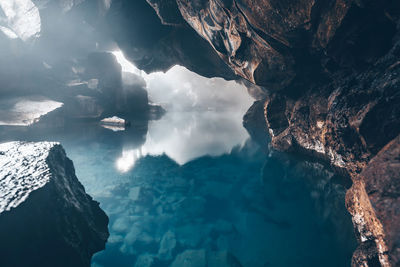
0,66,356,267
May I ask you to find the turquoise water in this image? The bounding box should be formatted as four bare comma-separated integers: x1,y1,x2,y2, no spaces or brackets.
0,108,356,267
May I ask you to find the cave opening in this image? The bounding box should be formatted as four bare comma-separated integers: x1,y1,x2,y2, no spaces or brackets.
2,1,398,267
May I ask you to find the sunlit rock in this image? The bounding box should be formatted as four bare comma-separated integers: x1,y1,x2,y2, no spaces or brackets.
100,116,129,132
0,26,18,39
0,0,41,41
0,96,63,126
0,141,109,267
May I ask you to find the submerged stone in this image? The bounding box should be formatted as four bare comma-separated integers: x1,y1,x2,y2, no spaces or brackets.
158,230,177,260
171,249,242,267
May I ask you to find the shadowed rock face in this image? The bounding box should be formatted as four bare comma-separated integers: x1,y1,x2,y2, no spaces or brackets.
146,1,399,266
146,0,398,91
102,0,237,79
259,36,400,267
349,135,400,266
0,142,109,267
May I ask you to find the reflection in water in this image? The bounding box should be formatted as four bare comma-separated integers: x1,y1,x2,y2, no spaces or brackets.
141,111,249,165
107,58,254,169
0,64,356,267
116,148,144,173
113,108,250,173
116,149,136,173
89,141,354,267
0,96,63,126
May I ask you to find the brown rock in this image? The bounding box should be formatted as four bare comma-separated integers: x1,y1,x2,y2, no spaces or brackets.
361,135,400,266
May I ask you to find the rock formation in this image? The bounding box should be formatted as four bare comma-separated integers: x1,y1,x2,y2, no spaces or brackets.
142,1,400,266
0,0,398,266
0,141,109,267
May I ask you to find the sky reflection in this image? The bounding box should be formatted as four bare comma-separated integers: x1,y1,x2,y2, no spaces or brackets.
110,53,253,169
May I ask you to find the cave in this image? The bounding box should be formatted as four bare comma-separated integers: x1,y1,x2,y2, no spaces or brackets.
0,0,399,267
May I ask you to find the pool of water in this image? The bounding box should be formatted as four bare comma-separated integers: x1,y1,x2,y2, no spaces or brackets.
0,105,356,267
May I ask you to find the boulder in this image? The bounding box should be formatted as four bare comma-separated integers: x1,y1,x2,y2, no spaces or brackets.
0,141,109,267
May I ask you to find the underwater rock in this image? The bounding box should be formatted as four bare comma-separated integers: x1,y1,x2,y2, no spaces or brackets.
134,254,157,267
0,141,109,267
158,230,177,260
171,249,242,267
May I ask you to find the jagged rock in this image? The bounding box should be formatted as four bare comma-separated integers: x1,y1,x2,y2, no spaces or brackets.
146,0,398,91
242,100,269,146
0,141,109,267
259,38,400,265
104,0,237,79
347,135,400,267
142,1,399,265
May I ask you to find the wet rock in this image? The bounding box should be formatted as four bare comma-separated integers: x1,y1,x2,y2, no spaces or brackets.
257,40,400,267
259,38,400,264
0,141,109,267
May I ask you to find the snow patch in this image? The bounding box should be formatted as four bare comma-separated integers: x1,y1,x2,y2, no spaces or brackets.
0,141,58,212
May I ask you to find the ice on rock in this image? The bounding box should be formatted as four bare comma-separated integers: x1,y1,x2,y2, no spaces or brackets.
0,141,57,212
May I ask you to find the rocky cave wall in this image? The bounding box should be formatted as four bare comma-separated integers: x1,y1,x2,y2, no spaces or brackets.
138,1,400,266
0,0,399,266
